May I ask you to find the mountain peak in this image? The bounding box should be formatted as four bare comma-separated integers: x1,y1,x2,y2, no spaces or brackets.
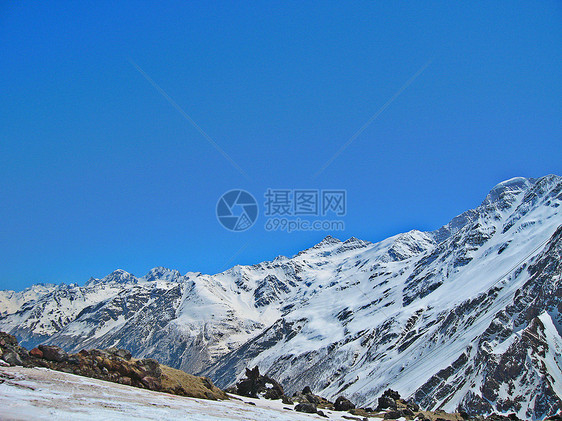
482,176,532,206
141,267,182,283
317,235,342,246
87,269,137,286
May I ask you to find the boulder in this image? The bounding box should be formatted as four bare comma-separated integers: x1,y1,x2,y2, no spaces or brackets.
66,355,80,365
106,347,132,361
379,396,397,410
305,393,320,404
136,358,162,378
118,376,132,386
282,395,294,405
38,345,68,362
335,395,356,411
383,389,401,401
0,332,18,348
2,350,22,366
295,402,317,413
29,347,43,358
141,375,161,390
234,366,284,400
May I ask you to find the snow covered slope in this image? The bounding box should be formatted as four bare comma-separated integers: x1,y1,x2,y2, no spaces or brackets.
0,366,363,421
1,175,561,419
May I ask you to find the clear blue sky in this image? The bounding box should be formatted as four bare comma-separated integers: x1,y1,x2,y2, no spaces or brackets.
1,1,561,291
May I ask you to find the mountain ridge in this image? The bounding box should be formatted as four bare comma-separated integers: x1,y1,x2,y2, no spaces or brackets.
1,174,561,419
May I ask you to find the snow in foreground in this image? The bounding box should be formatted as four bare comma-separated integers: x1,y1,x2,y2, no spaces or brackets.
0,366,380,421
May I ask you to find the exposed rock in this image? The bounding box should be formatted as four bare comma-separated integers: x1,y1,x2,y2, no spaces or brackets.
407,400,420,412
0,332,18,348
38,345,68,362
294,402,317,413
384,409,405,419
0,332,30,367
401,408,415,417
305,393,320,404
384,389,401,401
377,389,401,410
141,376,161,390
378,396,398,410
118,376,132,385
335,395,356,411
106,347,132,361
232,366,284,400
136,358,162,378
0,332,227,402
29,348,43,358
282,395,293,405
2,350,22,366
292,389,335,410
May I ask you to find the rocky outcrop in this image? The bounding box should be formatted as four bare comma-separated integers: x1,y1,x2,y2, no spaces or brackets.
0,332,30,366
294,402,317,413
335,395,356,411
0,332,227,401
230,366,284,399
38,344,68,362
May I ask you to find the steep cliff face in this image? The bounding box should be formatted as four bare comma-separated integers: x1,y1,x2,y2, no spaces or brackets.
2,175,561,419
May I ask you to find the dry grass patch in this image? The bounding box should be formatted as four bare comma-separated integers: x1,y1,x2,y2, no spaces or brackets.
160,365,228,400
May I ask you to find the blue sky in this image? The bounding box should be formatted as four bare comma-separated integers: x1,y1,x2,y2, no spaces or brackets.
1,1,561,291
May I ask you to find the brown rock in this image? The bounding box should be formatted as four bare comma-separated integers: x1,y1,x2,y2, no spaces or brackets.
116,361,131,377
38,345,68,362
30,348,43,358
0,332,18,348
136,358,162,378
106,347,132,360
118,376,132,385
141,376,161,390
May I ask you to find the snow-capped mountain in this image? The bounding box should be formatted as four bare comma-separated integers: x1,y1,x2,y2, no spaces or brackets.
1,175,561,419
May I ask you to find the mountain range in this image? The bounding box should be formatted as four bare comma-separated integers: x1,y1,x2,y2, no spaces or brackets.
1,175,561,420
